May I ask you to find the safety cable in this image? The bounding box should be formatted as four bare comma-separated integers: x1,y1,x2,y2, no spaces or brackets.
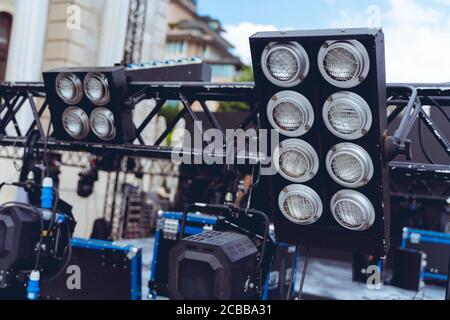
297,247,310,301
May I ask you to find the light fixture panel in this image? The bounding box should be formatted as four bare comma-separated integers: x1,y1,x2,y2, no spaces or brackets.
250,28,390,255
43,66,135,144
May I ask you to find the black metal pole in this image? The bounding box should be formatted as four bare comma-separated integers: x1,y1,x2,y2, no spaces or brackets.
446,256,450,301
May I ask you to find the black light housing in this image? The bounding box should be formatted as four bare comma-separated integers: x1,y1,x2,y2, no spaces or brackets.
250,28,390,256
0,206,41,289
43,66,136,144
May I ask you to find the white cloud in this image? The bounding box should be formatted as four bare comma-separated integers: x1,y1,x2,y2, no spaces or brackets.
433,0,450,5
224,1,450,83
331,0,450,83
223,22,278,65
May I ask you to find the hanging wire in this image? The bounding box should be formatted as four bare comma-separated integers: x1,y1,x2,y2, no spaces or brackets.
297,246,310,300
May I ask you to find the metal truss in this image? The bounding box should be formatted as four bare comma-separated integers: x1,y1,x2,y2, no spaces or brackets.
386,84,450,183
0,81,257,161
0,81,448,182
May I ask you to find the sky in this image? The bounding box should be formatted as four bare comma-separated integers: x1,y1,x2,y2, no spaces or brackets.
197,0,450,83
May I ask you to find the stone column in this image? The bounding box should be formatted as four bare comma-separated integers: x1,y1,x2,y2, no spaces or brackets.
97,0,130,66
6,0,49,81
3,0,49,202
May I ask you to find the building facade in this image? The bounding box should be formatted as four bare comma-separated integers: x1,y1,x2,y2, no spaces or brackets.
166,0,242,83
0,0,171,238
0,0,169,81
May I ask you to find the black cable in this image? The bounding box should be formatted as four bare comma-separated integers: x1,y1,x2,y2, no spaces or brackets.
428,97,450,123
418,117,435,164
42,222,73,284
43,120,52,178
256,214,269,271
297,247,310,301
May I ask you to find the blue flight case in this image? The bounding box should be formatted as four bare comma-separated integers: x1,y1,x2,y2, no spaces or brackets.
149,211,297,300
40,238,142,300
402,228,450,282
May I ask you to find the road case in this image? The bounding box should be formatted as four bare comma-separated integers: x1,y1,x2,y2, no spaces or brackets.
40,238,142,300
402,228,450,282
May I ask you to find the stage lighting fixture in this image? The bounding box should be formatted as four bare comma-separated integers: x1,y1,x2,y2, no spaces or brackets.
274,139,319,183
267,91,314,137
317,40,370,88
55,72,83,105
90,108,117,141
261,42,310,87
322,92,372,140
168,231,259,300
62,107,90,140
43,66,135,143
330,190,375,231
325,143,374,188
84,72,111,106
250,28,390,255
278,184,323,225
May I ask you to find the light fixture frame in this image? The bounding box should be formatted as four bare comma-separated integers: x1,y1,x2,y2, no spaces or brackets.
318,39,370,89
55,72,83,105
330,190,376,231
273,139,319,183
62,106,90,140
267,90,315,137
84,72,111,106
278,184,323,225
326,142,374,188
261,42,310,88
323,91,373,140
90,107,117,141
249,28,391,255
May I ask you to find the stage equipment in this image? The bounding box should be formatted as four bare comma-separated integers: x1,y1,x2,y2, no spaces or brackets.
77,160,99,198
352,254,384,284
0,179,75,298
40,238,142,300
402,228,450,282
42,59,212,144
120,185,159,239
0,30,448,257
168,230,260,300
159,203,275,300
149,210,297,300
250,28,390,255
391,247,427,292
149,211,218,298
43,67,135,143
127,57,212,82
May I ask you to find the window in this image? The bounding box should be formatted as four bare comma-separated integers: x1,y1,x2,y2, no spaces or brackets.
166,41,187,56
0,12,12,81
203,46,220,61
